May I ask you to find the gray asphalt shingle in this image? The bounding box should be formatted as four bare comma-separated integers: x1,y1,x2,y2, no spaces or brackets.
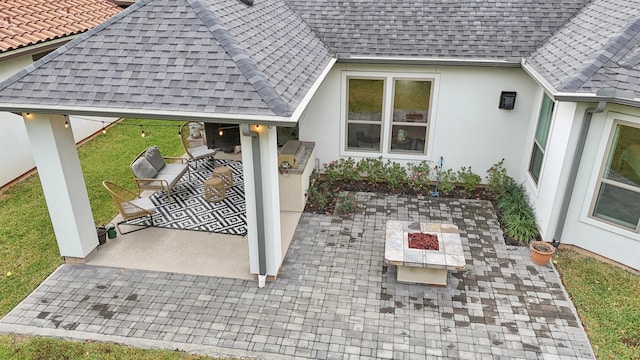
527,0,640,95
284,0,590,59
0,0,639,112
0,0,332,117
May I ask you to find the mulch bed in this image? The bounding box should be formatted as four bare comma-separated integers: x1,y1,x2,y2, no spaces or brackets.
304,179,526,247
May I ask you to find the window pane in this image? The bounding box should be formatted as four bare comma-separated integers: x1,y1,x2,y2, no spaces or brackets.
347,123,381,151
593,183,640,230
348,79,383,121
528,144,544,184
605,124,640,187
392,80,430,123
535,94,554,149
390,125,427,153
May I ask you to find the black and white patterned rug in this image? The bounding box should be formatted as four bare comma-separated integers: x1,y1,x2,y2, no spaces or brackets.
123,159,247,235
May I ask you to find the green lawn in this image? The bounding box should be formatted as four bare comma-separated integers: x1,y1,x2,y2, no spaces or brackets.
0,119,218,359
555,248,640,359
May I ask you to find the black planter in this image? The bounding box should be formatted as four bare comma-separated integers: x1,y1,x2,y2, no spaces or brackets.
97,227,107,245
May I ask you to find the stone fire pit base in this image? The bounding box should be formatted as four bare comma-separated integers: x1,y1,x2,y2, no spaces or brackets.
385,221,466,286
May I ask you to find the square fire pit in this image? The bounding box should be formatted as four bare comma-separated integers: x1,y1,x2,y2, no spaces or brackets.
384,220,466,286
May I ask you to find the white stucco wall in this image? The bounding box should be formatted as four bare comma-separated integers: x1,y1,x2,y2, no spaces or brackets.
523,99,582,242
561,104,640,270
0,54,117,187
299,63,539,180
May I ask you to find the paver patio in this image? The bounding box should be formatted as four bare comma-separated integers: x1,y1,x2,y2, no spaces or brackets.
0,194,594,359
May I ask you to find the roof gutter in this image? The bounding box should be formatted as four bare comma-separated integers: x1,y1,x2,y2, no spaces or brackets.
337,54,521,67
522,59,640,106
2,104,298,126
552,100,607,247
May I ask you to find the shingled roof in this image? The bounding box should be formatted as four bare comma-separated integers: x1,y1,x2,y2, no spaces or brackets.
527,0,640,96
0,0,333,119
0,0,122,52
284,0,591,59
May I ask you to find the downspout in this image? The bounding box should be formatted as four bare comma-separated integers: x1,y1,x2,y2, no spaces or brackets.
241,123,267,287
552,101,606,246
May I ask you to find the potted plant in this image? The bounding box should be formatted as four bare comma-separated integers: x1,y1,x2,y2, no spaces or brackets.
530,241,555,265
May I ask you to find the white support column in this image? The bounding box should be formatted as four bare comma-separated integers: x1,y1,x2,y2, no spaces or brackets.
240,125,282,278
23,113,98,259
240,133,260,275
258,125,282,276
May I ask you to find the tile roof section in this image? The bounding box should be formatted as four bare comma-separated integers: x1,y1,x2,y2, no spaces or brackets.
284,0,590,59
527,0,640,96
0,0,333,117
0,0,122,52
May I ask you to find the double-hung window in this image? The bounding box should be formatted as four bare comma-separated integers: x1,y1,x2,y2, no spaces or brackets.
591,122,640,231
345,74,433,155
528,94,554,184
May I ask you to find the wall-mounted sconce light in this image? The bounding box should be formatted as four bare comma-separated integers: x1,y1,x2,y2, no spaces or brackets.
499,91,517,110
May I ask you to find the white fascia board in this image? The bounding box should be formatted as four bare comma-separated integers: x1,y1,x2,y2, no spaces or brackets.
3,104,298,126
520,59,558,95
288,57,337,125
0,36,76,61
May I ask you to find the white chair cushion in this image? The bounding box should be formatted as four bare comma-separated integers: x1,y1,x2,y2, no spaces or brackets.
128,197,155,212
190,145,216,159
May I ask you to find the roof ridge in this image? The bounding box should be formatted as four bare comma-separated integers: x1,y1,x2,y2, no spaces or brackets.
186,0,292,117
0,0,154,95
559,15,640,92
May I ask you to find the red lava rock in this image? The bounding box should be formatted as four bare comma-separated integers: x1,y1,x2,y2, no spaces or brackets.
408,233,439,250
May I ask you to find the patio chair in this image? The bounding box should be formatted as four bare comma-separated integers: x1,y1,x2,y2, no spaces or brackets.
103,181,156,234
180,122,216,168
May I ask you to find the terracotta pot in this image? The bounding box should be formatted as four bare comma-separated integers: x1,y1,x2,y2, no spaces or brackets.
530,241,556,265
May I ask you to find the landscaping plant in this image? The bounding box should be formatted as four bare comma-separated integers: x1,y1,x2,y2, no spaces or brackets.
486,159,509,193
437,168,458,195
457,166,481,195
408,160,433,195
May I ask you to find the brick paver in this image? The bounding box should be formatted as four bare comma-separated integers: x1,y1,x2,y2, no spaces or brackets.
0,194,595,359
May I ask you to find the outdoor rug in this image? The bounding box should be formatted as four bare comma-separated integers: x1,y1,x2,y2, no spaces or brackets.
123,159,246,235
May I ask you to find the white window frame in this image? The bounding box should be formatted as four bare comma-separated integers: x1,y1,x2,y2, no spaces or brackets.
340,71,439,159
527,93,555,187
587,117,640,233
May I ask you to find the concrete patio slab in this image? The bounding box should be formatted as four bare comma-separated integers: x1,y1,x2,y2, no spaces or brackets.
0,194,595,359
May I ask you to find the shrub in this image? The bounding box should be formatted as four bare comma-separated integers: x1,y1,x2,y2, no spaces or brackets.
408,161,433,194
323,158,359,182
486,159,509,194
356,157,386,183
383,161,409,189
457,166,481,194
437,168,458,195
336,193,358,215
496,177,540,244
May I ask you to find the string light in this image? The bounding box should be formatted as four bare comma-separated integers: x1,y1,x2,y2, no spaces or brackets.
101,121,107,134
218,128,224,136
140,125,145,138
64,120,69,128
